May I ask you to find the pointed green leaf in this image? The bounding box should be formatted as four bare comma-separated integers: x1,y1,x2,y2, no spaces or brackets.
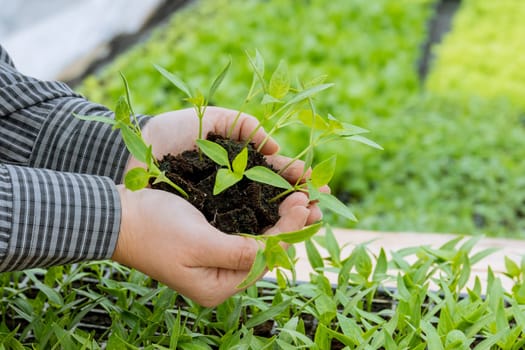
324,225,341,265
246,49,266,91
305,239,324,270
421,320,444,350
336,121,370,135
353,245,372,279
270,222,323,244
214,168,242,195
265,243,292,270
245,166,292,190
232,147,248,176
154,64,192,98
115,96,131,125
346,135,383,150
196,139,230,168
372,248,388,281
124,167,151,191
283,83,333,109
297,109,329,131
261,93,283,104
236,248,266,290
74,113,117,126
310,156,336,188
245,298,292,329
505,256,520,278
208,58,231,103
120,124,150,164
269,60,290,100
187,91,205,107
306,180,321,201
119,71,136,118
318,192,357,221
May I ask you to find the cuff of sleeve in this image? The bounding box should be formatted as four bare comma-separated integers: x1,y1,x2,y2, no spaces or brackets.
29,96,150,183
0,164,120,272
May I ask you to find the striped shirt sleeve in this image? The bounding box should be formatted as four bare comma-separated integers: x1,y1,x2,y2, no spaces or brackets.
0,44,135,271
0,164,120,271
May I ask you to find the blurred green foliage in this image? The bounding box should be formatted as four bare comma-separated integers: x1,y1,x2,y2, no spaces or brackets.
79,0,525,237
426,0,525,109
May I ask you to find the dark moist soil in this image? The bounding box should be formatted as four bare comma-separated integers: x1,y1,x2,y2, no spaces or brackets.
151,133,285,235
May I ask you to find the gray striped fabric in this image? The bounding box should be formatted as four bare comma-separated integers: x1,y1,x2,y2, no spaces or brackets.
0,165,120,271
0,44,143,271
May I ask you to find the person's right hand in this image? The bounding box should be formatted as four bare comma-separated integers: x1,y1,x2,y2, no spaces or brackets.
112,185,312,307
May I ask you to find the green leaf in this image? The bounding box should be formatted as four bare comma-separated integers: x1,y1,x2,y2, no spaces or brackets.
74,114,117,126
261,93,283,105
265,243,292,270
244,298,292,329
337,120,370,135
297,109,329,131
324,225,340,265
353,245,372,280
505,256,520,278
269,60,290,100
246,49,266,92
154,64,192,98
208,58,231,103
420,320,444,350
237,249,266,289
119,124,150,164
245,166,293,190
196,139,230,168
28,275,64,307
270,222,323,244
187,91,206,108
232,147,248,176
283,83,333,109
305,239,324,270
346,134,383,150
52,324,76,349
310,156,336,188
119,71,136,118
318,192,357,221
214,168,242,195
315,294,337,325
372,248,388,281
115,96,131,125
124,167,151,191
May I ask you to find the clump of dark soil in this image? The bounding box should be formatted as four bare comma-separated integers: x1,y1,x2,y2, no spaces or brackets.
151,133,286,234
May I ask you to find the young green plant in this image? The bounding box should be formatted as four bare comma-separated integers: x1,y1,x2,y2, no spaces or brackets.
75,74,188,198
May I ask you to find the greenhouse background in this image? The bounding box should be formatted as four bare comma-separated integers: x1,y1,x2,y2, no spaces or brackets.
2,0,525,348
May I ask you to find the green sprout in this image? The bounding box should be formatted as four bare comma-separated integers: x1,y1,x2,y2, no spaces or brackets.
75,73,188,198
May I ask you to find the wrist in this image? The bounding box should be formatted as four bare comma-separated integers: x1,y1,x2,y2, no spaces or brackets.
112,185,134,265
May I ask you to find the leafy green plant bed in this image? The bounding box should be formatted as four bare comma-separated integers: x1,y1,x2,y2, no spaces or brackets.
426,0,525,109
3,234,525,348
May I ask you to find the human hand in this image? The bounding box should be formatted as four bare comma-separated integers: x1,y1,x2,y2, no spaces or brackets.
124,106,326,223
113,185,312,307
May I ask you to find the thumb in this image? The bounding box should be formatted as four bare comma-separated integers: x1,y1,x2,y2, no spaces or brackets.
198,232,261,271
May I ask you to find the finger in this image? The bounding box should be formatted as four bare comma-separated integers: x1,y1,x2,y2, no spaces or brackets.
307,203,323,224
198,231,261,271
265,205,310,236
278,191,310,215
205,107,279,155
